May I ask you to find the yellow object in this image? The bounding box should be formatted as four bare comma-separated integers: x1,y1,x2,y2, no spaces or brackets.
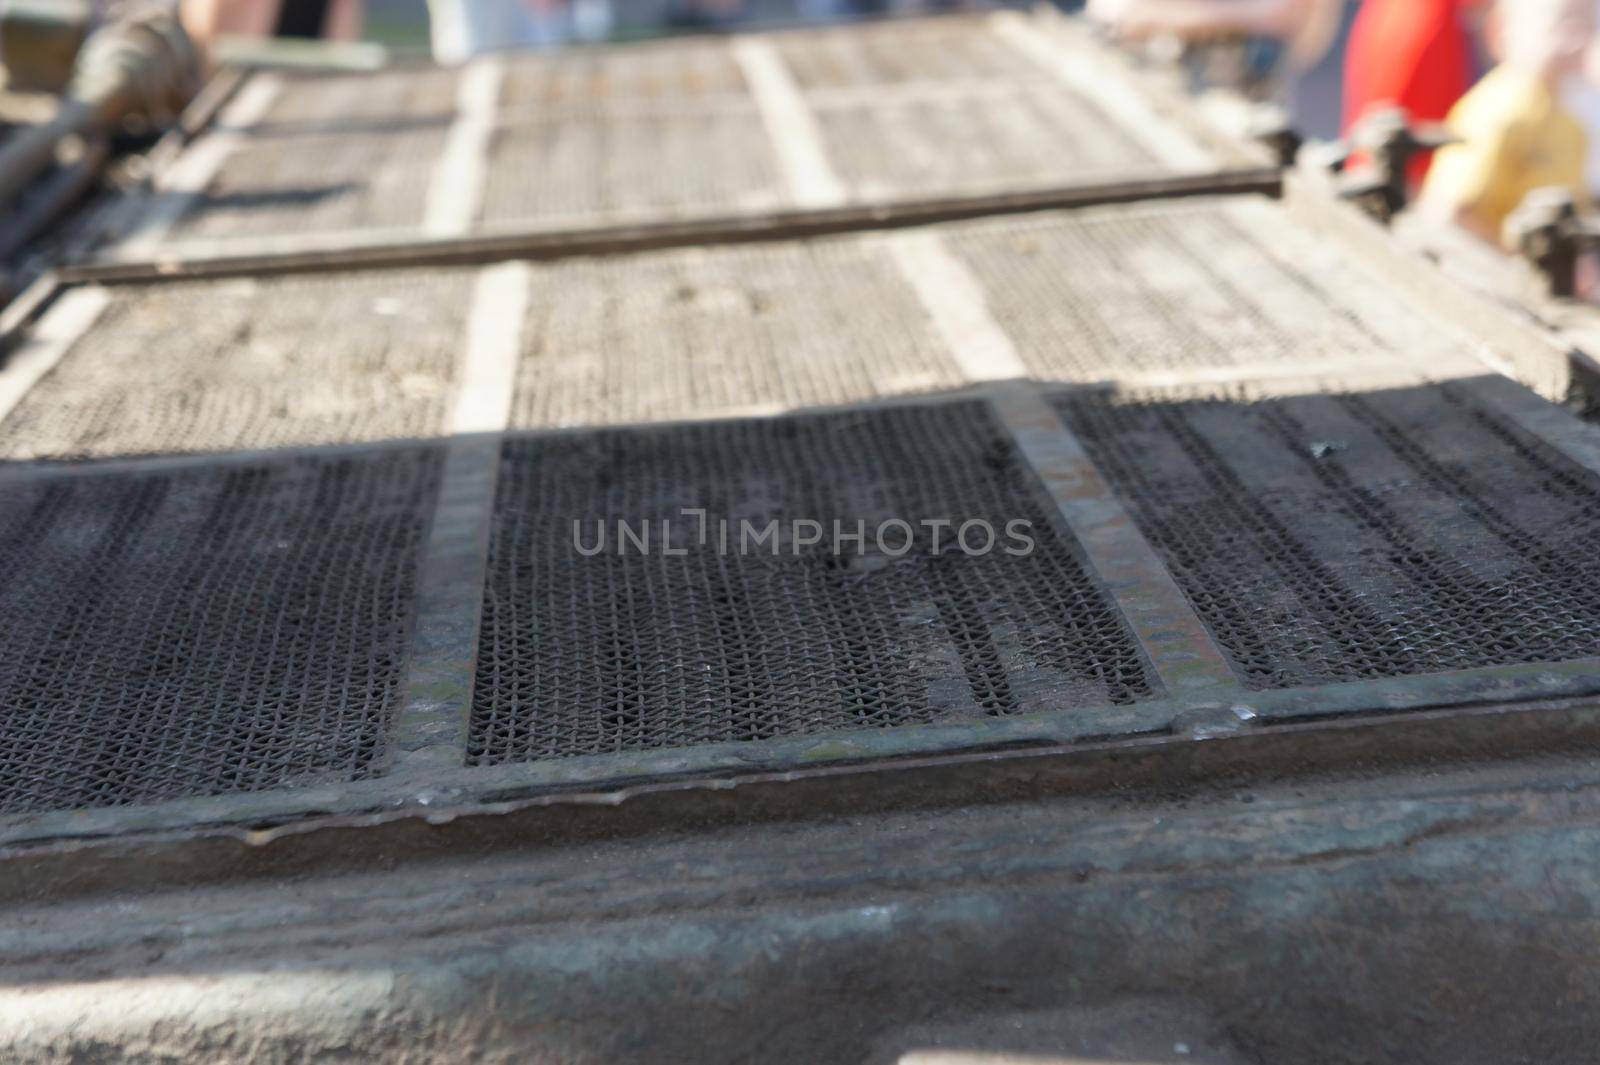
1421,65,1589,243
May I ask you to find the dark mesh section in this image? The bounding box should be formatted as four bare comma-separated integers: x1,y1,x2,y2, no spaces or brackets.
947,199,1450,381
509,238,963,430
0,448,441,814
470,403,1154,764
1057,383,1600,690
0,270,472,462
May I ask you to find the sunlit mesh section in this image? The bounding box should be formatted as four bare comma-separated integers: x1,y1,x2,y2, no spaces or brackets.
0,269,472,462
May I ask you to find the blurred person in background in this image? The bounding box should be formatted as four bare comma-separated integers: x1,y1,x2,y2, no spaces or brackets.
1342,0,1485,186
1562,0,1600,196
427,0,612,61
1418,0,1596,243
1086,0,1346,134
179,0,363,44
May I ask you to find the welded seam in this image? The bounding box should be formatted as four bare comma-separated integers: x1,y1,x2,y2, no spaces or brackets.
732,37,847,208
112,73,284,259
885,230,1028,383
988,12,1213,172
424,56,505,237
0,287,110,428
989,384,1243,697
389,262,530,775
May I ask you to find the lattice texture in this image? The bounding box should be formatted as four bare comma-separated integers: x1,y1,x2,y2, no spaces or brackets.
1058,383,1600,689
172,121,445,241
0,449,440,814
0,271,471,461
257,67,462,131
509,238,964,429
950,198,1461,381
478,106,787,228
775,17,1029,88
471,404,1154,763
813,85,1159,200
501,38,748,109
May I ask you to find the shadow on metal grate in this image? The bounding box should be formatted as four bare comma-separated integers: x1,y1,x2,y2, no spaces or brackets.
469,402,1155,765
1056,382,1600,690
0,448,442,814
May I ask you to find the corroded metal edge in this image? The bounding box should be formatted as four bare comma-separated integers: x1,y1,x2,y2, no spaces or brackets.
988,383,1242,696
5,657,1600,852
4,690,1600,909
386,436,499,775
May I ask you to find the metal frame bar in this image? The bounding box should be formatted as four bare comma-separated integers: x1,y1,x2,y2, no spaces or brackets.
60,168,1282,285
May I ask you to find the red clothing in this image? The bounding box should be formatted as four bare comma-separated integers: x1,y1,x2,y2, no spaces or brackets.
1343,0,1474,183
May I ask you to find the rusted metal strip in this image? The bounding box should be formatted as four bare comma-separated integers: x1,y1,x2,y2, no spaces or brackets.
389,262,530,776
59,167,1282,285
989,384,1242,696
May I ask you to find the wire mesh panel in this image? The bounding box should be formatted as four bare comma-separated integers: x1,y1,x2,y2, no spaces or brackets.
108,14,1244,255
509,238,965,429
945,198,1461,381
809,85,1162,201
260,66,462,128
478,106,787,229
1056,382,1600,690
469,403,1155,764
0,269,473,462
169,119,449,242
500,37,750,107
773,17,1030,88
0,447,441,814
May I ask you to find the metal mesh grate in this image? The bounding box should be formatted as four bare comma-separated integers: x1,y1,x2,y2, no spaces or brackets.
500,38,749,108
1057,382,1600,689
509,238,965,429
813,85,1159,200
256,66,462,131
947,198,1457,381
119,16,1232,251
0,448,441,814
170,120,446,241
775,17,1034,88
469,403,1155,764
0,270,472,462
478,106,788,229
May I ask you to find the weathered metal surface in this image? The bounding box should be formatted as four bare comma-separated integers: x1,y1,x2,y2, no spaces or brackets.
65,164,1283,286
7,191,1600,850
88,11,1269,269
0,268,473,462
0,445,442,815
4,733,1600,1062
990,384,1239,696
